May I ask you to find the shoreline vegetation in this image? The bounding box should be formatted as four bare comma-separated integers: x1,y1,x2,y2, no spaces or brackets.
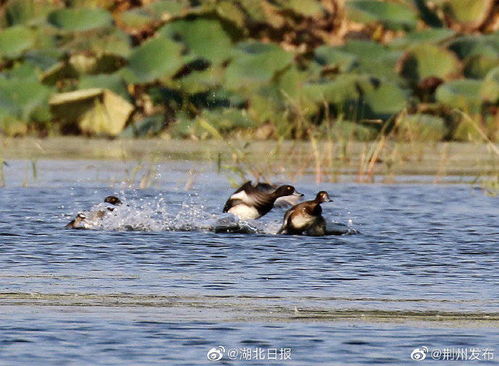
1,138,498,192
0,0,498,142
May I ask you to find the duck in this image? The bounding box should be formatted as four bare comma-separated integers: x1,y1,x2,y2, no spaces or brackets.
223,181,297,220
65,195,122,229
64,212,87,229
252,182,304,208
104,195,122,207
277,191,331,236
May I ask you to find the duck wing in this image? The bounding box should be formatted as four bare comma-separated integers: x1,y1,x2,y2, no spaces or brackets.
224,181,277,212
223,181,255,212
277,207,293,234
254,182,275,193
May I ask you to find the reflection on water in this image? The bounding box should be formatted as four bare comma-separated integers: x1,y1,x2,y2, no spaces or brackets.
0,159,497,364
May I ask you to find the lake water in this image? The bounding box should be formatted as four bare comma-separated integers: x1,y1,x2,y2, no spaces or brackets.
0,158,497,365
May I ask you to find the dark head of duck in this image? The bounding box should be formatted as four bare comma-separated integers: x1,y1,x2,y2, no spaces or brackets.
273,185,295,197
315,191,332,203
104,196,122,206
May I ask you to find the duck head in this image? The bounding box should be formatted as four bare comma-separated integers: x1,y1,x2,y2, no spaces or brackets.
104,195,122,205
315,191,331,203
273,185,295,197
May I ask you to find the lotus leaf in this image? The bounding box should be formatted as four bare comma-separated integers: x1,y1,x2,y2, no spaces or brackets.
4,0,58,26
390,29,455,49
274,0,324,17
0,25,35,59
3,62,38,80
159,18,233,64
47,7,113,32
147,0,189,16
49,88,133,136
436,79,483,113
24,49,63,72
304,76,361,105
237,0,268,23
122,36,183,84
79,74,130,101
448,37,499,79
464,52,499,79
443,0,493,30
119,8,155,29
246,93,279,126
399,43,461,82
215,1,246,28
87,29,131,58
448,35,499,60
40,62,78,86
0,78,52,121
121,115,165,138
314,46,358,73
336,41,402,81
481,67,499,103
225,42,293,91
360,82,409,120
346,0,418,30
176,65,224,94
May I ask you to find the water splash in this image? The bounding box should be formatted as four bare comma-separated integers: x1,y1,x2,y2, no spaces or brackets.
67,194,358,235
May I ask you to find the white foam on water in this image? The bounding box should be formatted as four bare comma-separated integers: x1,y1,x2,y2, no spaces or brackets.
67,193,358,235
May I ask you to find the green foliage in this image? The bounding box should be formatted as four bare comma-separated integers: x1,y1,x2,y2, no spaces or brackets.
329,120,378,141
47,8,113,32
333,41,402,81
435,79,484,114
0,26,35,59
3,0,58,26
121,36,183,83
176,65,224,94
121,115,165,138
79,73,130,101
481,67,499,103
390,29,455,49
160,18,233,64
346,0,418,30
225,42,294,91
49,89,133,136
314,46,359,73
0,78,52,121
399,43,461,82
274,0,324,17
448,36,499,79
361,82,409,120
397,114,448,141
442,0,493,30
0,0,497,140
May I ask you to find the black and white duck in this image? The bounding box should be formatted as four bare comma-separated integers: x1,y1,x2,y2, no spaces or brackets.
223,181,297,220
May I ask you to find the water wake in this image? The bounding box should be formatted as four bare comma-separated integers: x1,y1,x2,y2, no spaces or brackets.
67,195,358,235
